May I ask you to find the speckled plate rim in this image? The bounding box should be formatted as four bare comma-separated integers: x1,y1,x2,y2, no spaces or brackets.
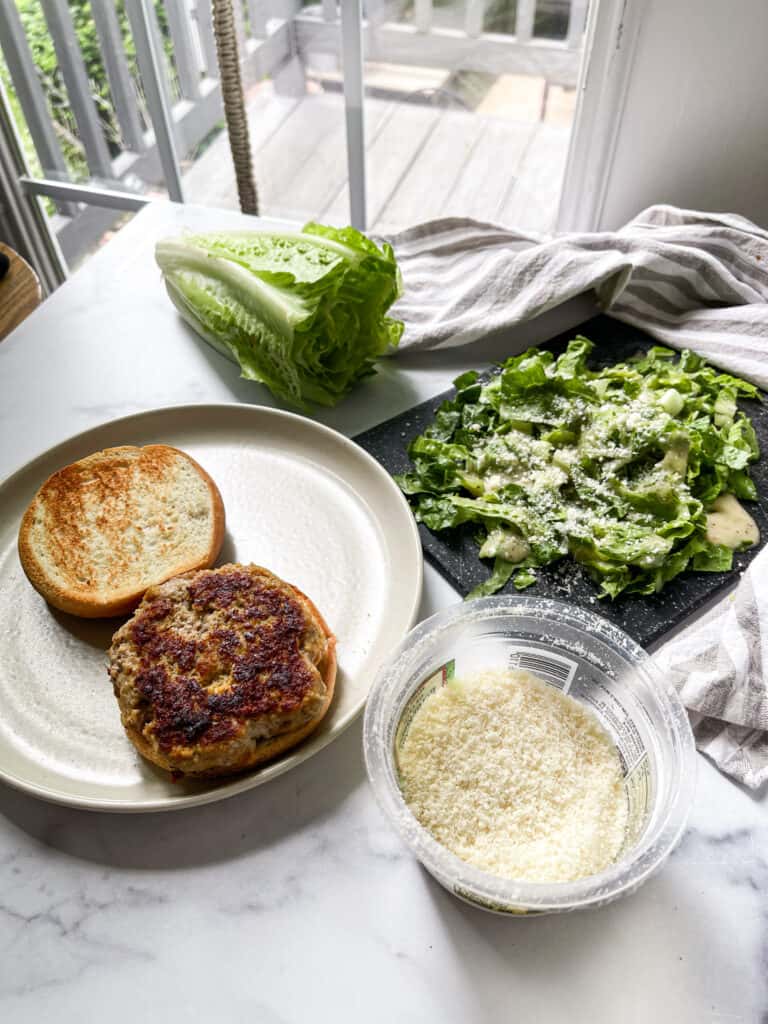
0,403,423,813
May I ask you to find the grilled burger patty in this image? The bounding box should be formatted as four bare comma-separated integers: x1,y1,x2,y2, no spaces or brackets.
108,564,337,777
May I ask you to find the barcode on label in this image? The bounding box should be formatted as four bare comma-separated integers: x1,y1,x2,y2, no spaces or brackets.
506,647,577,692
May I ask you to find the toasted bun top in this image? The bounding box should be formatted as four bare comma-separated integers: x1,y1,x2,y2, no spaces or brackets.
18,444,225,617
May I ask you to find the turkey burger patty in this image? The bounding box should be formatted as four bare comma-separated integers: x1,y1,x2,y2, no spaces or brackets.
108,564,337,777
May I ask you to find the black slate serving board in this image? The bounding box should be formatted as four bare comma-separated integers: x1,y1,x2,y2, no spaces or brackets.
354,315,768,649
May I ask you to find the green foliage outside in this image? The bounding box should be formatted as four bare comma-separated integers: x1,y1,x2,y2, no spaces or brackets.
484,0,571,38
1,1,178,183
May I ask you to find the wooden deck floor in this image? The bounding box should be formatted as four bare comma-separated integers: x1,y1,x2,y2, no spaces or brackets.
182,83,572,234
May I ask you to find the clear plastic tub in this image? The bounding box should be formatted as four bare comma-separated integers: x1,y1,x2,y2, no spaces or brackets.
363,595,696,915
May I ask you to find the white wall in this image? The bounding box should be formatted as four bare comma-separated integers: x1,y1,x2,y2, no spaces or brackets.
598,0,768,230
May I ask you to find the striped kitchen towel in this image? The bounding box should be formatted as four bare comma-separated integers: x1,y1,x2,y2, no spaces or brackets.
386,205,768,788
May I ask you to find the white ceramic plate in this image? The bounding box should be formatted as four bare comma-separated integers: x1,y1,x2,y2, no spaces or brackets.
0,404,423,812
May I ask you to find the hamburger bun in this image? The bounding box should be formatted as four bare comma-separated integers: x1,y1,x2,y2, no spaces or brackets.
108,564,337,777
18,444,225,618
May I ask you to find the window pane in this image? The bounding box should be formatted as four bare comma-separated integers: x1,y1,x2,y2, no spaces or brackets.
352,0,585,234
0,0,587,276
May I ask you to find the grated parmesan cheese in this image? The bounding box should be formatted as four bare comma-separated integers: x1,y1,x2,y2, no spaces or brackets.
398,669,628,884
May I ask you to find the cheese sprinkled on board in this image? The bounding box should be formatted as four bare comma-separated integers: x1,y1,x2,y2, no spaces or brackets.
398,669,628,884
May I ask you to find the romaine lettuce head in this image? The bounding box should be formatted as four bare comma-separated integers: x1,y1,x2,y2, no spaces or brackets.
155,223,403,408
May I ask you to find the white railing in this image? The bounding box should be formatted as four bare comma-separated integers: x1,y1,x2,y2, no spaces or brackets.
0,0,296,262
299,0,585,84
0,0,586,266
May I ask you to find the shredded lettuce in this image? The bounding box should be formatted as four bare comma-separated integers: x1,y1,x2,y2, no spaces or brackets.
155,223,403,408
396,337,761,599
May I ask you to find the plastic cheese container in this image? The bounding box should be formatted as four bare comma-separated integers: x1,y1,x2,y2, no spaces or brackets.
363,595,696,915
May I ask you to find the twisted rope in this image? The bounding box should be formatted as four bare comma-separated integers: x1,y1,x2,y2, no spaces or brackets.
212,0,258,215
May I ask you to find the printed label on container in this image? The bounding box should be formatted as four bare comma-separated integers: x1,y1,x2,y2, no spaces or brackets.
505,645,577,693
620,755,652,853
452,635,578,692
453,885,546,916
579,681,648,776
393,659,455,779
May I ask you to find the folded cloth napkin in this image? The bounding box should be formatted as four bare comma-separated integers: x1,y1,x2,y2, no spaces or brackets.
385,204,768,788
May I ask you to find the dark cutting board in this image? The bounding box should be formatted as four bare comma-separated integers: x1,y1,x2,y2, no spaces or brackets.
354,315,768,649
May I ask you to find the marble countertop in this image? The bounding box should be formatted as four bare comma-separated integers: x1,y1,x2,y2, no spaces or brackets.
0,202,765,1023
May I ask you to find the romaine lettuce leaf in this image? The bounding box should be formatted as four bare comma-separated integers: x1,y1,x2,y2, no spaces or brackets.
156,224,403,408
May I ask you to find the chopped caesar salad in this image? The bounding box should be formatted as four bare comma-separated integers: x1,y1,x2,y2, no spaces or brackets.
396,338,761,599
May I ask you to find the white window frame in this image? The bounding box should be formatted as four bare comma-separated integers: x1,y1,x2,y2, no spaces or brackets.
557,0,647,233
1,0,645,281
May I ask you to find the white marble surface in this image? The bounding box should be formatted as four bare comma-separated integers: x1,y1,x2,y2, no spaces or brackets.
0,202,765,1022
